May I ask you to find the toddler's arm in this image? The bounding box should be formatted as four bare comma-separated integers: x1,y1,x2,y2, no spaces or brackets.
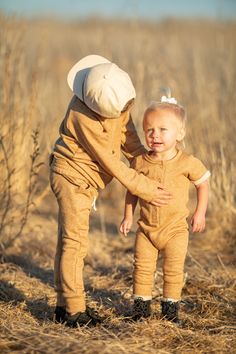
120,191,138,236
191,180,209,233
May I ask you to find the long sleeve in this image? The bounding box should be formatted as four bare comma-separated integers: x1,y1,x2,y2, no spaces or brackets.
120,112,146,162
68,109,158,202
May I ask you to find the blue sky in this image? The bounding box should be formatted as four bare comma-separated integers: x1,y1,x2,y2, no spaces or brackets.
0,0,236,20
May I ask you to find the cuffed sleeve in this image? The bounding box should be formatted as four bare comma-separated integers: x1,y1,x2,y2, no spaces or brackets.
193,170,211,185
188,156,210,185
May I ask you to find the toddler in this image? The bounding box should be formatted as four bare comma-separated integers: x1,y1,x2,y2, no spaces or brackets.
120,94,210,324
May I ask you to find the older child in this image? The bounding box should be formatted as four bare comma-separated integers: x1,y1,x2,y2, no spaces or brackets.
50,55,172,328
120,95,210,324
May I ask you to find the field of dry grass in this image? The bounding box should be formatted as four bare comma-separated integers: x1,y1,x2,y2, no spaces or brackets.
0,14,235,353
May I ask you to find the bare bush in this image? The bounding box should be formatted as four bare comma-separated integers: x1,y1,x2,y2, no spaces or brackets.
0,16,42,253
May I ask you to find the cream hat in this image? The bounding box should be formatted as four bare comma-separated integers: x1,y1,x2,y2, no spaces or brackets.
67,54,136,118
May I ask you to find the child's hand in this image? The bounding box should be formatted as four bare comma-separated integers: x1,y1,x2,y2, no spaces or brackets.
191,211,206,233
119,218,133,237
151,185,172,207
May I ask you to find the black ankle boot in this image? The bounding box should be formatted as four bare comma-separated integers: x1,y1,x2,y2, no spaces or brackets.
53,306,67,324
132,298,151,321
161,300,182,325
66,307,103,328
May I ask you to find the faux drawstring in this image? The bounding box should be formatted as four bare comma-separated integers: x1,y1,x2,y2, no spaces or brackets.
92,197,97,211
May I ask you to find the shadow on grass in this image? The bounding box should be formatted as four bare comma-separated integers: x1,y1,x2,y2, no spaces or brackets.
86,283,132,317
2,252,135,322
0,279,25,303
1,255,56,322
26,298,54,321
84,262,133,317
0,279,54,322
5,254,53,287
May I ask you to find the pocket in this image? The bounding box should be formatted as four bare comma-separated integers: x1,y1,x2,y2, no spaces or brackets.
62,174,90,190
49,153,54,166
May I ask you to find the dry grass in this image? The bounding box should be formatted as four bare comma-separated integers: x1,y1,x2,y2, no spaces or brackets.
0,213,235,353
0,14,236,353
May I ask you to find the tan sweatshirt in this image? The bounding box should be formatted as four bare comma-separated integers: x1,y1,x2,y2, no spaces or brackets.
51,96,159,202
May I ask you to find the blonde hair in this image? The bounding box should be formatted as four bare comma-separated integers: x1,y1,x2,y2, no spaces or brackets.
144,101,187,127
143,100,187,149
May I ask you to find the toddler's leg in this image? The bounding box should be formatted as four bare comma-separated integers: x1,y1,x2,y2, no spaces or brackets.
131,231,158,321
162,231,188,300
133,230,158,298
161,231,188,325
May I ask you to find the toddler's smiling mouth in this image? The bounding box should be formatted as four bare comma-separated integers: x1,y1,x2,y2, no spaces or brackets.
152,142,163,146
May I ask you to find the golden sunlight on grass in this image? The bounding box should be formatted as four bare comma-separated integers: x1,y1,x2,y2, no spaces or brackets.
0,14,235,353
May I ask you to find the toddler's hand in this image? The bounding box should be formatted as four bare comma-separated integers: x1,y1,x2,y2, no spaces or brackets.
119,218,133,237
191,211,206,233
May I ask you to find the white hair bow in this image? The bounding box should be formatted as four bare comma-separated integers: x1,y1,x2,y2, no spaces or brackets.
161,95,177,104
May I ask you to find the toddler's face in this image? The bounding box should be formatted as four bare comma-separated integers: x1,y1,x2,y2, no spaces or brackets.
143,109,185,155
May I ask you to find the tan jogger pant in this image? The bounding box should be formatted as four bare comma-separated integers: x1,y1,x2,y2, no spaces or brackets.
50,171,97,314
133,229,188,300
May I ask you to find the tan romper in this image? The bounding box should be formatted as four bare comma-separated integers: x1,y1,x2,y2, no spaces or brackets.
132,150,210,300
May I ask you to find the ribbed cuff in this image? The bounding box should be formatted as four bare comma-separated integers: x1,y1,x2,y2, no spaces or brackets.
194,170,211,186
66,298,86,314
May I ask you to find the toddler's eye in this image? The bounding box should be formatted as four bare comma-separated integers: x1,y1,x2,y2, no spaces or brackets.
161,128,167,131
